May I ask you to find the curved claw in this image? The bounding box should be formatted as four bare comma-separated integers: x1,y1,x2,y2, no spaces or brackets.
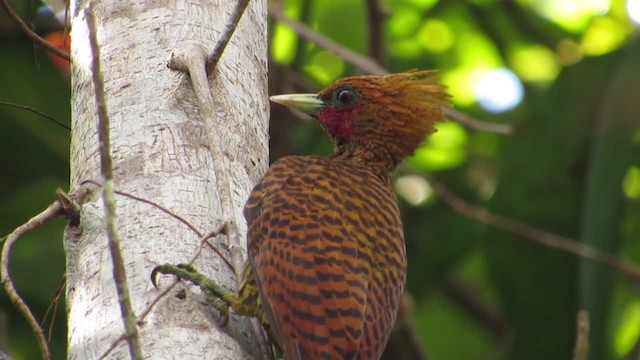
150,265,163,288
151,263,194,288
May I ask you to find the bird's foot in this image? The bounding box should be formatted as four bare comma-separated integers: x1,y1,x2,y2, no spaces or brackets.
151,263,233,326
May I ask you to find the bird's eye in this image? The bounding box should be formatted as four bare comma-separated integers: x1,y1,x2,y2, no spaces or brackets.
335,88,357,107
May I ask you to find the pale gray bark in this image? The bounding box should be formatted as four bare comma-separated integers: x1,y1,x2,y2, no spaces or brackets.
66,1,269,359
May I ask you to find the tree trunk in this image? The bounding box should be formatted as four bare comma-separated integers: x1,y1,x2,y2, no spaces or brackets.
65,1,269,358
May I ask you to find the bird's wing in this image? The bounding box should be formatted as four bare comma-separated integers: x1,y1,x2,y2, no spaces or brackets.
244,157,373,360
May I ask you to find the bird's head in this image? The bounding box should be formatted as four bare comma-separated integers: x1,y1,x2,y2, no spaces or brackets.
271,70,450,168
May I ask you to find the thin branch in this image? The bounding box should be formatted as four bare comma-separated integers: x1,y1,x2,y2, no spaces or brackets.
80,179,202,236
85,2,143,359
28,0,39,70
136,281,179,325
43,274,65,343
188,224,231,266
98,280,179,360
365,0,387,64
0,311,10,360
268,4,514,135
115,192,233,270
205,0,251,74
444,107,513,135
269,3,386,75
1,201,63,360
0,0,70,60
573,310,589,360
80,179,236,272
427,176,640,283
0,101,71,131
504,0,575,49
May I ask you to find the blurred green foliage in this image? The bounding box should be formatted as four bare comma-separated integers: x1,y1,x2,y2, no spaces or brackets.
2,0,639,359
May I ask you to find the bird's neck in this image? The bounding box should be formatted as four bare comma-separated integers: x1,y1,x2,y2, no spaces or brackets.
331,140,398,180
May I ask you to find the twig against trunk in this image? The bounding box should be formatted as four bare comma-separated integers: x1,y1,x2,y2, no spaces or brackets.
80,179,235,272
85,2,143,359
98,280,180,360
206,0,251,74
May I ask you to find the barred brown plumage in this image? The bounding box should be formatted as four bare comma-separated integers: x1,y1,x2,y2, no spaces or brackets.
246,70,448,359
152,70,449,360
244,156,404,359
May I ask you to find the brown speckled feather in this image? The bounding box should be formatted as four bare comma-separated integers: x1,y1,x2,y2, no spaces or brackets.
234,70,449,359
244,156,406,360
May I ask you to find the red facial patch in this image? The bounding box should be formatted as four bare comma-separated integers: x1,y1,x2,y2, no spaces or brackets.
318,105,361,140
